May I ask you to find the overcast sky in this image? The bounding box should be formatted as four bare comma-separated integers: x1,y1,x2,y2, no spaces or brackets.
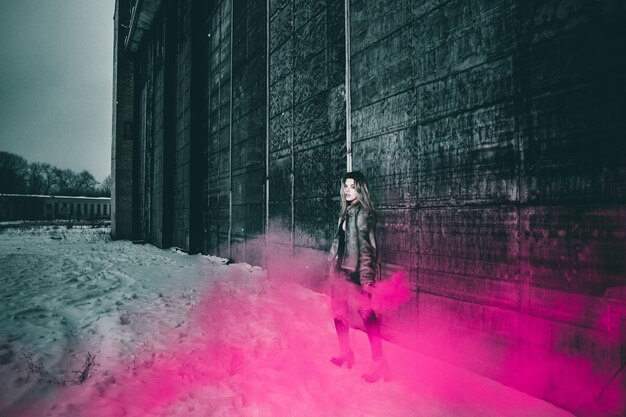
0,0,114,183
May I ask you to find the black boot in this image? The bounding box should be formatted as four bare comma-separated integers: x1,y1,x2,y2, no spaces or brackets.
330,350,355,369
331,318,354,368
361,358,391,383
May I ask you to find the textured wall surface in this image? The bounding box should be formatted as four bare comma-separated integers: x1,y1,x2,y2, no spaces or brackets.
133,6,176,249
229,0,266,265
111,0,135,240
137,35,153,242
114,0,626,413
206,0,232,257
150,18,166,248
349,0,625,412
268,0,346,256
172,0,192,250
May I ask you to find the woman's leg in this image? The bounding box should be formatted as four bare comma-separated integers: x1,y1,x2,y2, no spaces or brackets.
330,278,355,368
361,309,390,382
362,310,383,360
330,279,351,353
333,318,351,353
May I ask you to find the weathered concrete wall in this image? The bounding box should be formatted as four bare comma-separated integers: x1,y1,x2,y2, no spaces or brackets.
135,0,205,252
347,0,626,412
206,0,232,257
203,0,268,264
172,0,193,250
229,0,267,266
111,0,135,240
114,0,626,412
515,1,626,409
133,5,177,249
268,0,347,259
136,36,153,242
150,15,166,248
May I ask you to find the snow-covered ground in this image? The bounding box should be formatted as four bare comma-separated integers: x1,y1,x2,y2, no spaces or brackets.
0,225,574,417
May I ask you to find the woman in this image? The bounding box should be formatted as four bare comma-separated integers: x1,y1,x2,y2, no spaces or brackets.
327,171,390,383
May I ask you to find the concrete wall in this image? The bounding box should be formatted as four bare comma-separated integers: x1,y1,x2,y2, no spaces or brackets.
150,14,167,248
111,0,135,240
229,0,267,264
347,0,625,412
206,0,233,257
172,0,193,250
268,0,347,258
113,0,626,413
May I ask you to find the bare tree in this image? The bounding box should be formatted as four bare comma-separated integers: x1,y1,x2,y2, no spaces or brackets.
27,162,54,195
0,152,28,193
51,168,73,195
75,170,98,195
0,152,101,196
51,169,98,196
99,175,112,197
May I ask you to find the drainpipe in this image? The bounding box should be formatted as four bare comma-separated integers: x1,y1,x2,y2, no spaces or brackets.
228,0,234,259
290,3,295,254
344,0,352,172
265,0,270,267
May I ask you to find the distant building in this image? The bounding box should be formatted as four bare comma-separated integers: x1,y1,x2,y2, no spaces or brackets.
112,0,626,413
0,194,111,221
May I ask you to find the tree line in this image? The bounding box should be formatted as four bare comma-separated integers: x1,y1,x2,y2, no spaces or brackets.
0,151,111,197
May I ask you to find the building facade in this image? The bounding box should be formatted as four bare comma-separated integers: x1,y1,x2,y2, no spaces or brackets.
112,0,626,413
0,194,111,221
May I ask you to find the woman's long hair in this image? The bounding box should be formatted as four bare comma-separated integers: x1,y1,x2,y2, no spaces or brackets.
339,171,375,219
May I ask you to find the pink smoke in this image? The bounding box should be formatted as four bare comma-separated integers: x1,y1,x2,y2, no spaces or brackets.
8,232,602,417
370,271,411,313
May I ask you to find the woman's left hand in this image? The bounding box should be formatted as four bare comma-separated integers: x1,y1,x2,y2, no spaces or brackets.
361,281,375,295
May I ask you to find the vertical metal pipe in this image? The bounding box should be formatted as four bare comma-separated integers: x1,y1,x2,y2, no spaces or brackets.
215,8,221,255
344,0,352,172
265,0,270,266
228,0,233,259
290,2,295,254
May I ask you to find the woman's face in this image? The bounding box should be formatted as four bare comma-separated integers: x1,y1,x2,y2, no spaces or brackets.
343,178,358,203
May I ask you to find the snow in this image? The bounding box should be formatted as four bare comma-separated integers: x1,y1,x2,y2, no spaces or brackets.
0,226,575,417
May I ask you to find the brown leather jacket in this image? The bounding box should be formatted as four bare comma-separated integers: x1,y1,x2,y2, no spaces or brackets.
328,203,378,285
